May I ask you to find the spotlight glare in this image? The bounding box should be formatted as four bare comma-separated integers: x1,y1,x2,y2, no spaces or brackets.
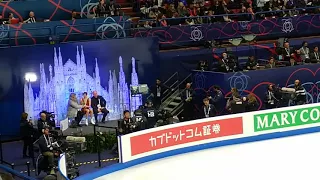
25,72,37,82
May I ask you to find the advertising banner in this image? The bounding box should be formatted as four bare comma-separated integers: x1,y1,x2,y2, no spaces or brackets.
130,117,243,156
254,105,320,132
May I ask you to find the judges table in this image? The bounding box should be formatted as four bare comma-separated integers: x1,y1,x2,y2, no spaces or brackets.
192,64,320,109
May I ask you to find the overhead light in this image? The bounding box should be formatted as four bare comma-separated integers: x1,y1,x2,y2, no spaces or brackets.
25,72,37,82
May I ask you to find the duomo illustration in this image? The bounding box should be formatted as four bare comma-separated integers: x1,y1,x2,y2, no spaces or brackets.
23,46,142,122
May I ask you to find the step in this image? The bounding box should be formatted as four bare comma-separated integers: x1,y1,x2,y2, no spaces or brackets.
169,102,180,106
164,107,173,111
174,96,181,101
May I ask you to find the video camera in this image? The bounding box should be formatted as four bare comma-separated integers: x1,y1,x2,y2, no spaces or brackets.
155,109,173,127
40,110,56,128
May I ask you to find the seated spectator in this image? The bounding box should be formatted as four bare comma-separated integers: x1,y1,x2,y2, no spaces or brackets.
310,46,320,63
166,3,176,18
95,0,110,17
293,50,302,63
226,88,245,113
157,13,167,26
245,56,258,70
217,52,237,72
71,9,80,20
245,93,259,112
299,41,310,63
288,57,297,66
198,60,209,71
109,0,120,16
203,10,216,23
8,13,17,24
23,11,36,23
177,2,188,17
265,57,276,69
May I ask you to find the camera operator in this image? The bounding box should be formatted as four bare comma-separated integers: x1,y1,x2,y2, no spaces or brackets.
37,112,54,135
155,109,179,127
38,127,59,175
132,109,147,131
144,101,158,128
20,112,35,158
118,110,135,135
294,80,306,105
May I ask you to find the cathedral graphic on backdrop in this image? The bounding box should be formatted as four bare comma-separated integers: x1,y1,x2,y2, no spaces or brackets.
24,46,142,122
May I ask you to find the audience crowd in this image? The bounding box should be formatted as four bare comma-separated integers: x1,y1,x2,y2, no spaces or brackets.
0,0,121,25
197,40,320,73
139,0,320,27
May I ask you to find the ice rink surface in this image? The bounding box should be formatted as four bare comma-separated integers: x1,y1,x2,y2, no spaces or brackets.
96,133,320,180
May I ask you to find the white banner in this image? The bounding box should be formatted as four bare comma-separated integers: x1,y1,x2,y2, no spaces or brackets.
119,103,320,163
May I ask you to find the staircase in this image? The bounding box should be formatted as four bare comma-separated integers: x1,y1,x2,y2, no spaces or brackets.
160,73,192,116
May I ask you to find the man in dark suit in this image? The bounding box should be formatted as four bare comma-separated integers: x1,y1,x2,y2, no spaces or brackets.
91,91,109,124
181,83,194,121
151,79,172,108
310,46,320,63
288,58,297,66
265,57,277,69
217,52,237,72
210,85,225,114
281,42,295,62
200,98,215,118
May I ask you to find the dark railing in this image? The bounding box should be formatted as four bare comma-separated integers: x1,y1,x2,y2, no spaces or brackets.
92,125,119,168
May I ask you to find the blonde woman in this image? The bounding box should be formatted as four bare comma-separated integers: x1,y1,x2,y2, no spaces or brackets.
245,93,259,112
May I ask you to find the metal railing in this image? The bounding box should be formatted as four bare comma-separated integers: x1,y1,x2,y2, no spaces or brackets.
161,73,192,111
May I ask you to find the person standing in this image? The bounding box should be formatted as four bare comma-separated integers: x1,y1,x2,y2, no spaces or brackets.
181,83,194,121
144,101,158,128
151,79,171,109
264,84,278,109
91,91,109,124
294,80,306,105
210,86,224,114
20,113,34,158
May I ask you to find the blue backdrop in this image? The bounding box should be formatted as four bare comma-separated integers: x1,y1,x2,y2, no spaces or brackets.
0,37,158,136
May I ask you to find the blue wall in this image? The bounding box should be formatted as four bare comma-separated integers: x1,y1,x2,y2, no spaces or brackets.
0,37,158,136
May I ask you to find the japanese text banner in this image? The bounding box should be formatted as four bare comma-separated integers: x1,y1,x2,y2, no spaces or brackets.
130,117,243,156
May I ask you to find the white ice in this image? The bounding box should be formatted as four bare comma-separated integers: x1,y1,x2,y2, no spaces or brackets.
96,133,320,180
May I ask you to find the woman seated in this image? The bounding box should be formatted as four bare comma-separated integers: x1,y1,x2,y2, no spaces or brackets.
245,93,259,112
80,92,94,124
